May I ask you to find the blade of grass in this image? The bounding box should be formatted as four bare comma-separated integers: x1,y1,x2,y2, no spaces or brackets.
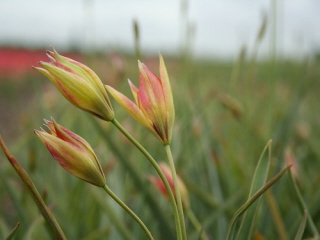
294,211,307,240
266,190,289,240
236,140,272,239
5,222,20,240
25,216,45,240
200,111,229,239
226,164,292,240
0,168,28,228
289,170,320,239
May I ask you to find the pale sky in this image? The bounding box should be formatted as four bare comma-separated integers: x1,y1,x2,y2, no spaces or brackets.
1,0,319,60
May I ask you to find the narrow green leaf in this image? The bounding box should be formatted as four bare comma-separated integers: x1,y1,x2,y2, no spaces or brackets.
289,171,320,238
25,217,44,240
265,190,289,240
236,140,272,239
5,222,20,240
294,211,307,240
226,164,291,240
0,136,67,240
0,170,28,228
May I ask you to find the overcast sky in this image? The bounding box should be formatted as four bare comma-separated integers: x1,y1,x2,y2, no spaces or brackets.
1,0,319,59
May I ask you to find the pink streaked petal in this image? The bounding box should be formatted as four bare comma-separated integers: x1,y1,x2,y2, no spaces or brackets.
50,46,64,62
159,54,174,112
46,136,101,184
46,47,110,108
138,61,167,122
57,124,104,183
138,79,167,140
51,120,83,149
52,61,74,74
36,131,101,183
50,48,102,88
35,67,77,105
34,129,49,145
48,48,95,87
44,120,57,136
138,62,166,107
55,79,78,103
138,61,161,85
56,79,107,120
34,66,58,86
106,85,156,134
48,47,74,66
128,79,139,104
59,54,108,103
54,121,96,157
56,137,104,184
41,62,107,109
159,54,175,140
46,51,56,62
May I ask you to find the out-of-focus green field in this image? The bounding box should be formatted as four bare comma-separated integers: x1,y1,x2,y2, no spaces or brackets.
1,53,320,239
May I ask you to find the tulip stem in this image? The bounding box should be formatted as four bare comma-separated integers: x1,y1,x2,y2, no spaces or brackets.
102,184,154,240
165,144,187,240
111,118,182,240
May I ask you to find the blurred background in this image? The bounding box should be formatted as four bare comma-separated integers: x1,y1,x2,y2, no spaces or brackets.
1,0,320,239
1,0,320,58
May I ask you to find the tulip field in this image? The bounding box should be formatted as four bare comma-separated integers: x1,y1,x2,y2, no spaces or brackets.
1,48,320,240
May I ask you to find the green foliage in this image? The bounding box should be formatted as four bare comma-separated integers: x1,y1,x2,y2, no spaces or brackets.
1,53,320,239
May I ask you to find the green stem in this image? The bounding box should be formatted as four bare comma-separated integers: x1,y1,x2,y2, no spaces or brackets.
186,208,209,240
111,118,182,240
165,144,187,240
289,170,320,238
0,136,67,240
102,184,154,240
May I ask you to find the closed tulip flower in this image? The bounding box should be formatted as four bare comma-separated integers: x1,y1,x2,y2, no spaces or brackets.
106,54,174,145
34,47,114,121
35,119,105,187
149,162,189,209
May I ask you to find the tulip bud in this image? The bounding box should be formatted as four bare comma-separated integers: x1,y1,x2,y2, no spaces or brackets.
34,47,114,121
35,118,105,187
106,54,174,144
148,162,189,208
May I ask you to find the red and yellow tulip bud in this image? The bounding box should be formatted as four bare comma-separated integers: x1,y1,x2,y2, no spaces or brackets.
148,162,189,208
35,119,105,187
106,54,174,144
34,47,114,121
